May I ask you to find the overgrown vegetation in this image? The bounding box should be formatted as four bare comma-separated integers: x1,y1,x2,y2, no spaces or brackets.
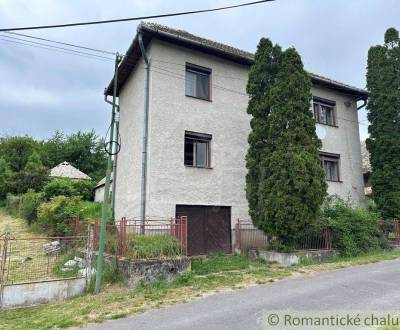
246,38,326,249
125,235,182,259
366,28,400,219
321,197,389,256
0,130,107,236
43,178,95,201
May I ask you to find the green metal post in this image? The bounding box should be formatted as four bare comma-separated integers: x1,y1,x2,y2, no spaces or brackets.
95,53,120,293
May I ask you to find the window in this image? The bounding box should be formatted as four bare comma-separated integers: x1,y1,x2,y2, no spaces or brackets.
320,152,340,182
313,97,336,126
185,63,211,100
184,131,212,168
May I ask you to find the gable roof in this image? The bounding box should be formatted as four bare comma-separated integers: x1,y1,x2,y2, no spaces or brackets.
95,173,113,189
105,22,368,99
49,162,91,180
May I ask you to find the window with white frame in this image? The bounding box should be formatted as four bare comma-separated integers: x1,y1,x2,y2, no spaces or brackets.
184,131,211,168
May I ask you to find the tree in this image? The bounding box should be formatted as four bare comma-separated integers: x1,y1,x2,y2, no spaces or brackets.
41,130,107,181
366,27,400,219
0,136,40,172
246,38,283,223
246,42,327,248
0,158,13,199
13,152,48,194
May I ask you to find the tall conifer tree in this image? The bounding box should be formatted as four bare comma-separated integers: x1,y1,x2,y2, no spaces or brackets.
366,28,400,219
246,42,326,248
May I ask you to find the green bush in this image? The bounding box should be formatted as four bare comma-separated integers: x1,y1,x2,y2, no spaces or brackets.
321,196,389,257
43,178,95,201
37,196,82,236
19,190,45,224
6,190,44,223
71,179,96,201
125,235,181,259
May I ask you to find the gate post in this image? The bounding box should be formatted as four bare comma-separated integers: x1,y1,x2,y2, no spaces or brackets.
0,229,10,307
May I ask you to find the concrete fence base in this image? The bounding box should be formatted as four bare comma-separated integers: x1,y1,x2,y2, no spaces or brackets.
0,278,86,309
248,249,338,267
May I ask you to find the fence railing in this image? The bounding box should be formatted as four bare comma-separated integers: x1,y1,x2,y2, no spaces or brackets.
92,216,188,259
235,219,333,251
0,234,90,286
380,220,400,246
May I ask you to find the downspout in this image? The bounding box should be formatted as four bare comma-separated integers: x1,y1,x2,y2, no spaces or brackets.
104,95,120,220
357,98,367,110
138,27,150,233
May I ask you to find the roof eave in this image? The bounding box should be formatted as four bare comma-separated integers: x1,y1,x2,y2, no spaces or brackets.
105,24,368,99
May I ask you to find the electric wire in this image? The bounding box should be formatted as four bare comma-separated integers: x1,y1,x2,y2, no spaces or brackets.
5,31,117,55
0,0,274,32
0,37,113,62
1,34,115,60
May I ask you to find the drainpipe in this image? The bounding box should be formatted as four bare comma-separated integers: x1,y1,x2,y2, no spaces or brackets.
104,95,120,220
138,27,150,233
357,98,367,110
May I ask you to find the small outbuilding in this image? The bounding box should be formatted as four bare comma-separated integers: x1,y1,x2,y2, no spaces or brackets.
94,174,113,202
49,161,91,180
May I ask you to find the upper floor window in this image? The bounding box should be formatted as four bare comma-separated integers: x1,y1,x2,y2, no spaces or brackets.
320,152,340,182
184,131,211,168
313,97,337,126
185,63,211,101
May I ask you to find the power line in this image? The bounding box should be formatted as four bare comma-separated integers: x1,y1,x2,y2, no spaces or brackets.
0,0,274,32
0,37,113,62
1,34,114,60
5,31,116,55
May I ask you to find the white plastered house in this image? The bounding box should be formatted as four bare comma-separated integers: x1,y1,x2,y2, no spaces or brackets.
105,23,368,255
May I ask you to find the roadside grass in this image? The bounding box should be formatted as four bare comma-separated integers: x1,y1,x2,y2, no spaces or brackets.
297,249,400,271
2,250,399,329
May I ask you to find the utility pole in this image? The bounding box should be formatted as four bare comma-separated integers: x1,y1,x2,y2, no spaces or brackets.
95,53,121,293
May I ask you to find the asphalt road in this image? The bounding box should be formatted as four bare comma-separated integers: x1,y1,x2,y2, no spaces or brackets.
86,259,400,330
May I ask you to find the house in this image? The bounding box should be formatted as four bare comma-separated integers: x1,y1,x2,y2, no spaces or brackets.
94,174,113,202
361,141,372,195
49,161,91,180
105,22,367,255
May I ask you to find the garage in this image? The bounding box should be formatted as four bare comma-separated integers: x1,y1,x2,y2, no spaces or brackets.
176,205,231,256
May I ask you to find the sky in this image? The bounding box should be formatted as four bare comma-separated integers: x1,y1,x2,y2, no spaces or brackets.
0,0,399,141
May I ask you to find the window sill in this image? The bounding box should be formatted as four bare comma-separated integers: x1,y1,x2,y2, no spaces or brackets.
316,122,339,128
185,94,212,102
326,179,343,183
185,165,213,170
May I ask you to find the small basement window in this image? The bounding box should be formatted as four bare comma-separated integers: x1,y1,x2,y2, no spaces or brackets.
184,131,212,168
185,63,211,100
313,97,337,126
320,152,340,182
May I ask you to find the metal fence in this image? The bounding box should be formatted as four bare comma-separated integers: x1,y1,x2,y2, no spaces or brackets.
235,219,333,251
92,216,188,259
0,233,90,286
380,220,400,246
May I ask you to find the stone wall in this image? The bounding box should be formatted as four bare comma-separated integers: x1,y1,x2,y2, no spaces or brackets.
113,257,191,289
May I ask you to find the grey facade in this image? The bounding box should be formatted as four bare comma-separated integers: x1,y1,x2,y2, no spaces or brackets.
107,23,367,235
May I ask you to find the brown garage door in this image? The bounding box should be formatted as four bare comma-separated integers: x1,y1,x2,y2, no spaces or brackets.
176,205,231,256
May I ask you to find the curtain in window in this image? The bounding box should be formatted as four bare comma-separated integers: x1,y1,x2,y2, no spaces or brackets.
196,74,209,100
195,141,207,167
185,71,196,97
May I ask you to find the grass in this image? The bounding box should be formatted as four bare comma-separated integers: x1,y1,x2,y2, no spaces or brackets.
125,234,181,259
0,208,36,237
